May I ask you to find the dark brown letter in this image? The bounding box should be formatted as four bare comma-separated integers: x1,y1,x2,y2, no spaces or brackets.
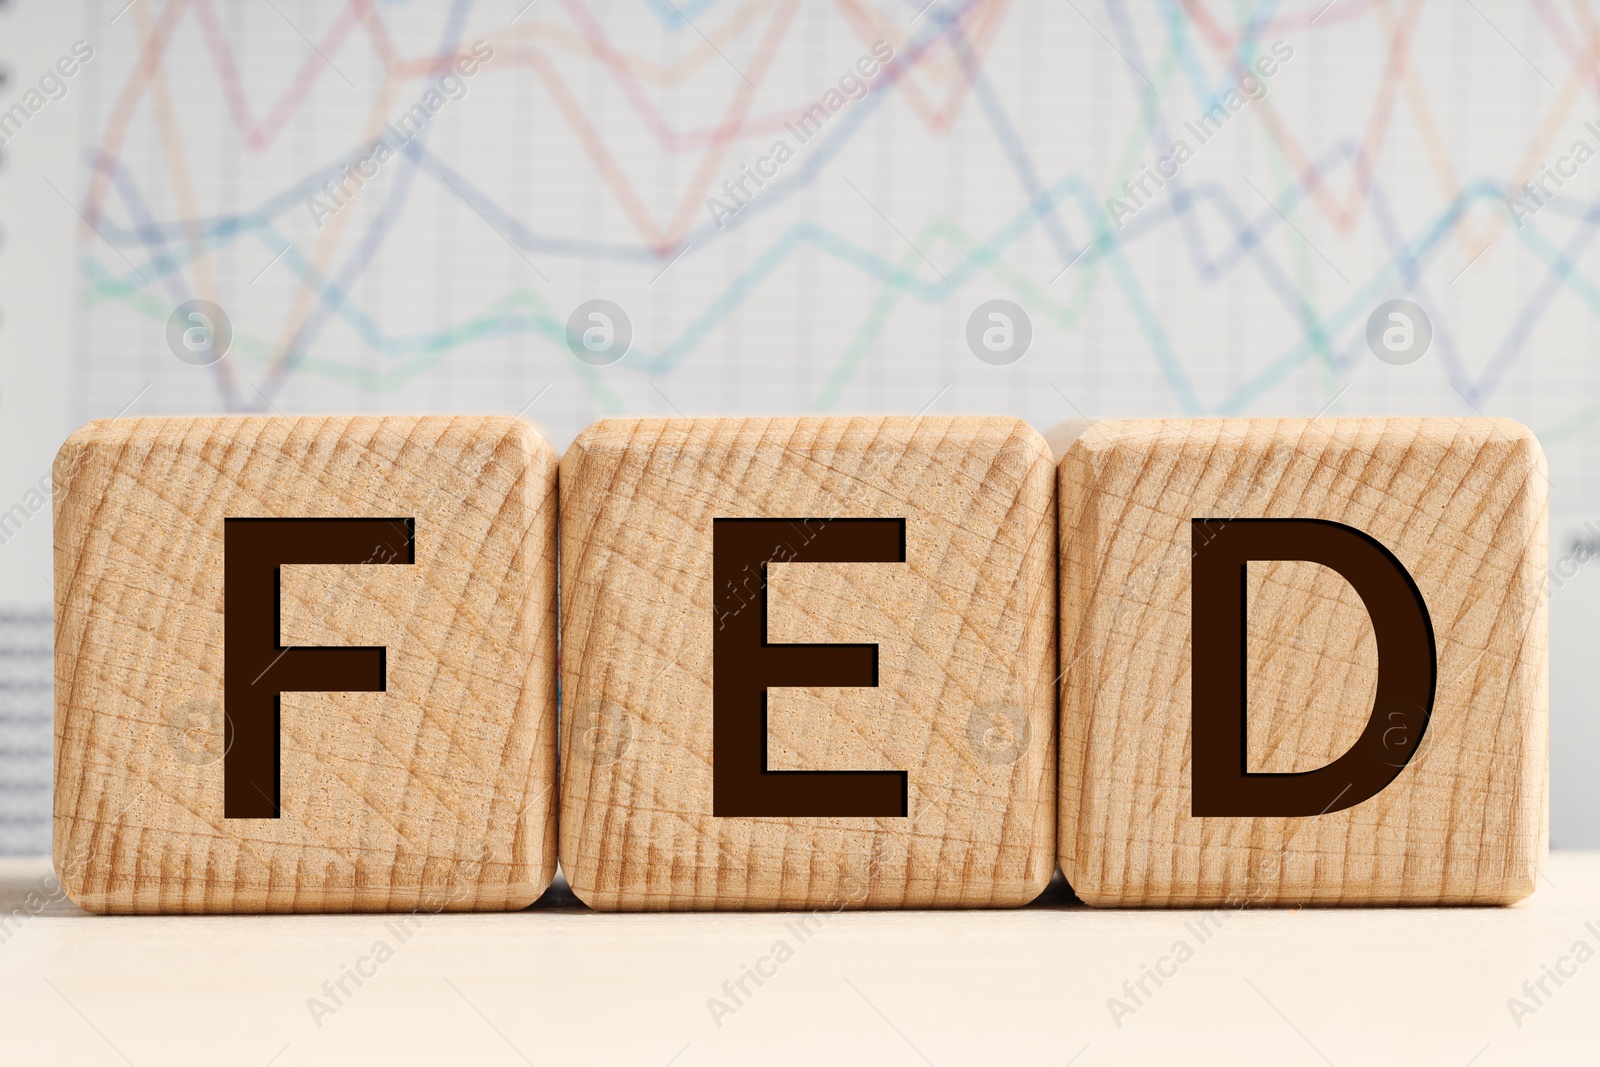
712,518,907,817
224,518,415,818
1191,518,1435,817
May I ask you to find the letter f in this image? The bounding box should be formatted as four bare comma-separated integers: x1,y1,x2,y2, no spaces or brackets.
224,518,415,818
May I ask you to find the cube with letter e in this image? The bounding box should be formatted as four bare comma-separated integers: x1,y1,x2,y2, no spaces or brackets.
559,416,1057,910
53,415,558,913
1057,418,1547,906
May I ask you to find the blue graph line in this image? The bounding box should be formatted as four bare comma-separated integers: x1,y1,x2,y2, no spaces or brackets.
76,0,1600,422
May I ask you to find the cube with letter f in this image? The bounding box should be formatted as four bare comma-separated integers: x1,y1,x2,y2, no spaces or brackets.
53,416,558,913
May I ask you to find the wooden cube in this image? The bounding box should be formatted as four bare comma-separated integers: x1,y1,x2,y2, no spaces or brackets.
560,417,1056,910
53,416,558,913
1059,418,1548,906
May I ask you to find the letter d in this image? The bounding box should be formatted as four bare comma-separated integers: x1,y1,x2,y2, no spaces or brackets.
1190,518,1436,816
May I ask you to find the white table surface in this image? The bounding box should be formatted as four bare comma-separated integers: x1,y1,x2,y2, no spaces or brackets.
0,854,1596,1065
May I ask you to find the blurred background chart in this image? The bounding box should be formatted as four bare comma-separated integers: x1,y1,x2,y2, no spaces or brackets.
2,0,1598,851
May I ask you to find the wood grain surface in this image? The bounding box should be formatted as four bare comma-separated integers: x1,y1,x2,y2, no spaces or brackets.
1058,418,1548,906
53,416,558,913
559,416,1057,910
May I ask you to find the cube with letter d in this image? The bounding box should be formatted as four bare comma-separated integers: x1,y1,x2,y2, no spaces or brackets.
560,416,1057,910
53,416,558,913
1058,418,1547,906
